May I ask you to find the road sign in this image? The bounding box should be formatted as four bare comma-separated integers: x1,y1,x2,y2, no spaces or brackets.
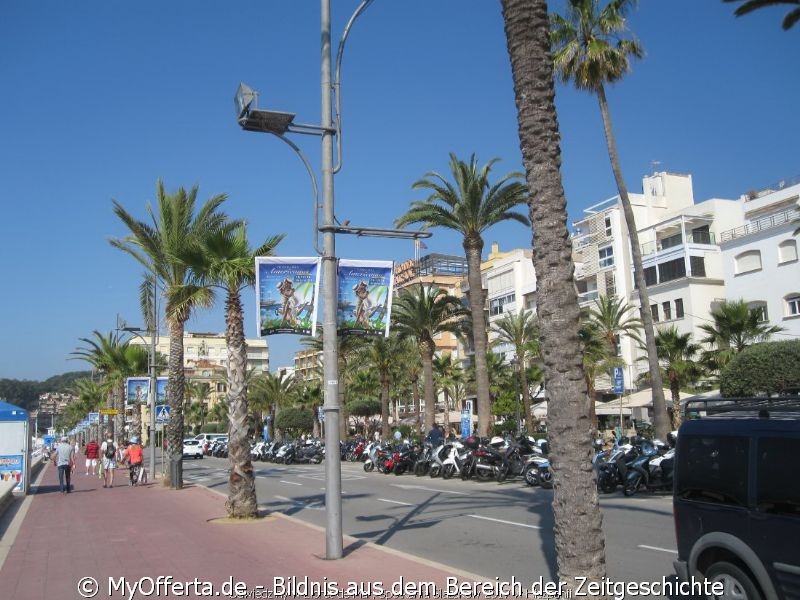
461,410,472,438
155,404,170,423
612,367,625,395
100,409,119,415
89,412,99,424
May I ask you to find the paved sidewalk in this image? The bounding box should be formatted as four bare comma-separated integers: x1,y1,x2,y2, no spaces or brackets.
0,462,491,599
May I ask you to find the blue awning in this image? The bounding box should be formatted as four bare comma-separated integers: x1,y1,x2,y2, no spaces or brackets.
0,401,29,422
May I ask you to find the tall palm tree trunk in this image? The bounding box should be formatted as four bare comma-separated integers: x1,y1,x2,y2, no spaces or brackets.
520,366,533,435
422,344,436,432
466,242,491,436
166,320,186,489
380,372,390,439
596,85,669,440
501,0,607,588
225,291,258,518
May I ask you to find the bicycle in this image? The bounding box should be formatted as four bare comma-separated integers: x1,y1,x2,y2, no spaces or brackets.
129,462,147,486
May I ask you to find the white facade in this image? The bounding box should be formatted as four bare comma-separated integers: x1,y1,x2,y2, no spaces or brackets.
718,179,800,340
482,243,537,359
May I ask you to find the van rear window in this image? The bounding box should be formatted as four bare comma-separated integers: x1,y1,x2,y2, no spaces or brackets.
676,434,749,507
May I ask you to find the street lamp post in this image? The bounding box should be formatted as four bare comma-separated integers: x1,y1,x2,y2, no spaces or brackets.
235,0,429,559
118,320,158,479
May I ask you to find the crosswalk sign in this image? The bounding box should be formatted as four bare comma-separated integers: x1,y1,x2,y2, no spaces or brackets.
155,404,171,423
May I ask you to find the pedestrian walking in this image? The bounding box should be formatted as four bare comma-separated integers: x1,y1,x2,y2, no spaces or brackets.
100,432,118,488
84,439,99,475
52,436,75,495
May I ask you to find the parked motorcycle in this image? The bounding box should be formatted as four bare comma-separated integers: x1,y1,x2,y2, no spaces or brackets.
623,447,675,497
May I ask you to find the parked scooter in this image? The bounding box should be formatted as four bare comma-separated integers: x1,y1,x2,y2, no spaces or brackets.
623,447,675,497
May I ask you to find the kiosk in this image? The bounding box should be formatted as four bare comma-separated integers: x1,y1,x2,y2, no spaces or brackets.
0,401,31,493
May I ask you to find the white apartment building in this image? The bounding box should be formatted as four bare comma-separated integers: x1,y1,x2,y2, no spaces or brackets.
129,331,269,407
482,242,537,358
718,178,800,340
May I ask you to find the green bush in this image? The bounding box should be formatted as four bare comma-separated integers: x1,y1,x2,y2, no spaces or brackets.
346,398,381,417
720,340,800,396
275,407,315,435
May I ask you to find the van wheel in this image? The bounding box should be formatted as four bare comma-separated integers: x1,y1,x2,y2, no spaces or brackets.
706,562,762,600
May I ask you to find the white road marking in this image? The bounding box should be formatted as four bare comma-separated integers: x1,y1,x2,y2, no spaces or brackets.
378,498,415,506
391,484,468,495
274,495,324,510
637,544,678,554
279,480,302,486
468,514,541,529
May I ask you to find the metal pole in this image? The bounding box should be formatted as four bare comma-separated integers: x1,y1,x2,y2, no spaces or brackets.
321,0,343,559
148,271,158,478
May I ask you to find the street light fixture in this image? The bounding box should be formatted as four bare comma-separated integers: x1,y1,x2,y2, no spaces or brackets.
234,0,429,560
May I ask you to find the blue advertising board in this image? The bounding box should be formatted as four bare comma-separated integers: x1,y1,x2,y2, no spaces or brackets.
0,455,24,492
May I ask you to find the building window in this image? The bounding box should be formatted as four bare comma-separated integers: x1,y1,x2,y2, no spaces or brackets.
748,302,768,323
598,245,614,268
650,304,660,322
662,302,672,320
778,240,798,264
689,256,706,277
786,295,800,317
659,258,687,283
675,298,684,318
489,293,515,316
644,266,658,286
735,250,762,274
604,216,612,237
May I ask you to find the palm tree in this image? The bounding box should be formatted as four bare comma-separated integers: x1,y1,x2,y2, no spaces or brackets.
578,319,624,429
551,0,670,441
72,331,148,439
391,285,469,434
724,0,800,30
248,371,296,441
184,400,208,435
396,154,528,436
354,335,406,439
491,308,541,434
653,326,703,429
699,299,785,373
184,222,284,518
500,0,607,587
110,180,238,489
432,353,465,437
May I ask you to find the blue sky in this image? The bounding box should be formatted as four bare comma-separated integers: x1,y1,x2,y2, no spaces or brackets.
1,1,797,381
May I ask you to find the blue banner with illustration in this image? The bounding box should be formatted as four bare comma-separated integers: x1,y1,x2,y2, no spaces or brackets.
256,257,321,337
156,377,168,403
0,455,24,492
337,259,394,337
126,377,150,405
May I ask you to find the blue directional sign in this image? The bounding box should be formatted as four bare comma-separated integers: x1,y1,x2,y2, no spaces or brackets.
612,367,625,395
155,404,171,423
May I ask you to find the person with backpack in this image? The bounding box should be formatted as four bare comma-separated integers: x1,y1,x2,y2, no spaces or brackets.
100,432,118,488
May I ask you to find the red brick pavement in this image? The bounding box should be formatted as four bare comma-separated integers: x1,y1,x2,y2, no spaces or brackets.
0,463,491,599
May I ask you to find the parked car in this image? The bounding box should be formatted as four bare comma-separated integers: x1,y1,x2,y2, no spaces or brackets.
673,395,800,600
182,439,205,460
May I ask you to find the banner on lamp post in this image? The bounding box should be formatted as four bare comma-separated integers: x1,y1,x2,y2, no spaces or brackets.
126,377,150,405
255,257,321,337
337,259,394,337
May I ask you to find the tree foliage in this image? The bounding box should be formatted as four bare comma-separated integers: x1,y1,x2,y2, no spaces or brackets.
719,341,800,396
274,406,314,435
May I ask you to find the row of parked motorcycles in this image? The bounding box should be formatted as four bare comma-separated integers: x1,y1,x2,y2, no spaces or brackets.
343,435,554,488
250,439,325,465
593,434,676,497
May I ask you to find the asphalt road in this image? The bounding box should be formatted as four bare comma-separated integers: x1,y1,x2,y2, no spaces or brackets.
182,456,678,589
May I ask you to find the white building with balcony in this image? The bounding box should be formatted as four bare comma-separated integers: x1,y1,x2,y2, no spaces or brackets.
718,178,800,340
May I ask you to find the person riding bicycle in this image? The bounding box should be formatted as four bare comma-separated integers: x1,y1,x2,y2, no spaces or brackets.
125,436,144,486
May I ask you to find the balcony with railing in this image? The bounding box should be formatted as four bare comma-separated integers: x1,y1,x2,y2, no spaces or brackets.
719,207,800,243
641,229,716,256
